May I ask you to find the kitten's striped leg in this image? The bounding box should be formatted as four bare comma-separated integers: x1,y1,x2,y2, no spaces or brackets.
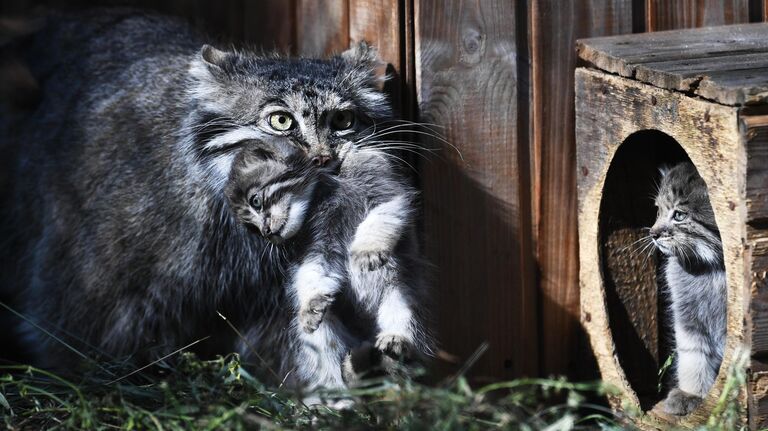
664,324,713,415
375,288,415,358
292,256,342,333
350,195,410,271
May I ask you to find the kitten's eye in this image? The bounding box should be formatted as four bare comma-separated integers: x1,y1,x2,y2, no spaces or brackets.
268,112,294,132
330,110,355,131
249,195,263,210
672,210,687,222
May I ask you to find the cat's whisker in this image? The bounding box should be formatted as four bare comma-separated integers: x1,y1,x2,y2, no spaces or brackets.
358,148,418,173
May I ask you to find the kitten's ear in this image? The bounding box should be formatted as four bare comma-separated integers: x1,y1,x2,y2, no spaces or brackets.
241,141,276,161
658,164,671,178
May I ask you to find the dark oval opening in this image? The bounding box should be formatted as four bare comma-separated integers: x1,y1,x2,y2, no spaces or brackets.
599,130,723,411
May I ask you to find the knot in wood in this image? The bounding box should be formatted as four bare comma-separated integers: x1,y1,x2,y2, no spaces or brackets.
460,27,485,64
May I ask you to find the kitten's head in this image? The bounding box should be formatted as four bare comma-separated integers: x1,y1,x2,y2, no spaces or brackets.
188,42,392,185
650,162,723,269
225,139,321,244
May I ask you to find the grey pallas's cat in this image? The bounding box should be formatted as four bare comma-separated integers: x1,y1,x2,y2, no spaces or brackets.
0,9,396,375
225,139,433,392
650,162,726,415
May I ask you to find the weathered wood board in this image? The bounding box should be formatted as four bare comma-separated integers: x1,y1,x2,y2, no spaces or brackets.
577,23,768,105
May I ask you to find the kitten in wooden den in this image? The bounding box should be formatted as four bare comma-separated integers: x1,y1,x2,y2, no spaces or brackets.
650,162,726,416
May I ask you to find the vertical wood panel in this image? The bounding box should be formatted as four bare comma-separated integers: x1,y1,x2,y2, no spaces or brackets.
416,0,537,379
349,0,408,114
295,1,349,56
646,0,750,31
242,0,295,52
529,0,633,377
349,0,400,67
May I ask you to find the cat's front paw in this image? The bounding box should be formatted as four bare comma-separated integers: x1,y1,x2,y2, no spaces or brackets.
375,333,411,359
350,246,391,271
663,388,703,416
299,294,334,333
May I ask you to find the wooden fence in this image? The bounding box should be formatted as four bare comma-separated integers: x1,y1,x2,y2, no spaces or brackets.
3,0,767,381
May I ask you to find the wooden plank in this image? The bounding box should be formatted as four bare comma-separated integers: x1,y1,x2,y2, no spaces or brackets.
742,114,768,222
349,0,403,107
242,0,294,52
529,0,633,377
349,0,400,68
634,51,768,94
415,0,537,380
646,0,750,31
295,1,349,56
577,23,768,105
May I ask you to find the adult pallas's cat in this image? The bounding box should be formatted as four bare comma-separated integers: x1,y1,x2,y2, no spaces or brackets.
0,9,395,376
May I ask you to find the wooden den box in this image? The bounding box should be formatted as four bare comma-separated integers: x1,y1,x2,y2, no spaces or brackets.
575,23,768,429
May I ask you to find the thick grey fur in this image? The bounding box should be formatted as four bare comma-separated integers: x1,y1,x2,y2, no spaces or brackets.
651,162,726,416
226,140,433,392
0,9,397,379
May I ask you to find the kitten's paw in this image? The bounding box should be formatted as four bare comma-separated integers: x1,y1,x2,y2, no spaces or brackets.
350,247,391,271
299,294,334,333
663,388,703,416
375,333,411,359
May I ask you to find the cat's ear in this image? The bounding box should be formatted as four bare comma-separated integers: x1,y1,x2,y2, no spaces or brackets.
200,45,232,70
658,164,671,178
190,45,237,82
341,41,379,68
340,41,388,89
189,45,239,102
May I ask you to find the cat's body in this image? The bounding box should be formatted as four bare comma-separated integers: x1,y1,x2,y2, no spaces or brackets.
651,163,726,416
0,9,394,376
226,142,432,392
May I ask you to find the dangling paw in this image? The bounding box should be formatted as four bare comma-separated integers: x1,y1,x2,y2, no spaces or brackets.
375,333,411,359
299,294,334,333
663,388,703,416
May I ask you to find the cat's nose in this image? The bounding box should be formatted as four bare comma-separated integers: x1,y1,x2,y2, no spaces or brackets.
312,155,331,167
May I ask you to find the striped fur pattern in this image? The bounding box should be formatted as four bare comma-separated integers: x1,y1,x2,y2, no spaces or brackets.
226,140,433,393
651,162,726,416
0,9,397,377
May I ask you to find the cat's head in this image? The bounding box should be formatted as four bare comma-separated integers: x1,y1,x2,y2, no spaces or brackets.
650,162,723,269
225,139,322,244
188,42,392,186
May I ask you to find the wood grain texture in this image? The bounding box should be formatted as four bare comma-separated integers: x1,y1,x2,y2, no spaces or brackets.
242,0,295,51
743,115,768,222
295,0,349,56
415,0,537,380
576,68,744,429
349,0,400,68
529,0,633,377
349,0,404,109
646,0,750,31
577,23,768,105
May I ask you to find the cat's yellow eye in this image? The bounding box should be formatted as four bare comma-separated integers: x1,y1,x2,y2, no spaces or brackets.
330,110,355,131
268,112,294,132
